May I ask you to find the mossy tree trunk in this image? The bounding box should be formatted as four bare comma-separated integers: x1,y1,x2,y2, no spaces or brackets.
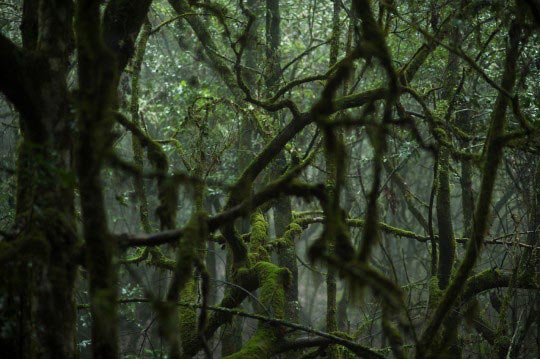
75,1,152,358
435,23,459,290
265,0,300,333
221,0,261,354
75,2,120,357
0,1,77,357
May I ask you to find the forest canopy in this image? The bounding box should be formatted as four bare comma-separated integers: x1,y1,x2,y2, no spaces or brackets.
1,0,540,358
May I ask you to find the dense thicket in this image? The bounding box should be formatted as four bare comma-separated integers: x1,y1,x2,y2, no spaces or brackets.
1,0,540,358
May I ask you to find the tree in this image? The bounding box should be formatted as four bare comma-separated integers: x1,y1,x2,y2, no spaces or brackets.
0,0,539,358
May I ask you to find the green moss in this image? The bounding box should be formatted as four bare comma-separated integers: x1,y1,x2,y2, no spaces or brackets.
292,210,323,218
122,247,149,264
434,100,449,121
250,212,267,245
428,276,443,311
254,261,291,318
272,222,303,249
223,327,276,359
147,248,176,270
179,280,198,354
223,262,291,359
248,212,270,263
347,218,427,241
329,331,354,341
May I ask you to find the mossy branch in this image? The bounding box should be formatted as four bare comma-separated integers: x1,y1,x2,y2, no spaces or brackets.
78,296,386,358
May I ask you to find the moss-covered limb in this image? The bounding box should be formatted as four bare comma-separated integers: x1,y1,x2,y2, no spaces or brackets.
436,144,456,290
222,262,291,359
460,155,474,238
164,211,208,358
223,327,277,359
436,21,461,290
455,97,476,240
298,216,430,242
75,0,124,356
427,276,443,313
248,211,270,263
401,87,457,153
416,22,522,358
108,154,207,189
265,0,282,90
461,269,538,303
218,114,314,268
526,159,540,254
118,227,185,247
178,280,198,357
266,74,330,103
265,7,300,315
120,247,149,265
322,9,350,348
229,13,259,338
325,249,338,353
292,210,324,218
363,220,428,241
332,87,388,112
270,222,304,249
319,58,353,359
273,196,300,326
224,112,312,207
130,20,152,234
148,248,176,271
148,12,197,35
120,244,176,270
